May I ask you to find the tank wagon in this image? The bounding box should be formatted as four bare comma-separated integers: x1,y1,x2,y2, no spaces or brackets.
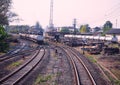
19,32,44,44
64,34,118,43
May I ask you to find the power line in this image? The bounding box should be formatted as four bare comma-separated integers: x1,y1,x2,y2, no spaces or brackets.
88,2,120,27
105,2,120,14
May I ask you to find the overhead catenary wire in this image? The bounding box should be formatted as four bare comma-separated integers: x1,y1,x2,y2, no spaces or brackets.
87,2,120,27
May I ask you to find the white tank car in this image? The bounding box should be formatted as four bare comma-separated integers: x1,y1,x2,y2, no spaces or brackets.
64,34,114,42
19,33,44,44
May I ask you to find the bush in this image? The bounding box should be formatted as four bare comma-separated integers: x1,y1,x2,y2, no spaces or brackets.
0,42,9,53
0,25,9,52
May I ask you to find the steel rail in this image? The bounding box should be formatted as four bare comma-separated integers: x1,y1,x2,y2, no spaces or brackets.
0,45,38,62
59,47,80,85
0,43,26,62
48,41,96,85
0,47,45,85
67,47,97,85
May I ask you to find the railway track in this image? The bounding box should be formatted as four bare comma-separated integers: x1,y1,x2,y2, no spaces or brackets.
0,43,25,58
0,43,26,61
0,46,45,85
0,43,39,62
58,45,96,85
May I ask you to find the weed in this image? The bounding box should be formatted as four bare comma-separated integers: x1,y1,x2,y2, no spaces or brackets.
11,62,21,67
6,61,23,70
114,80,120,85
35,75,52,84
87,56,97,63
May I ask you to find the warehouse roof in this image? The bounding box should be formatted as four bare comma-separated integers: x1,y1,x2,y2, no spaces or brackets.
106,28,120,34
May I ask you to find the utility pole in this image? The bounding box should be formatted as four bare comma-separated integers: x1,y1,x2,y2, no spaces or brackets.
73,18,76,34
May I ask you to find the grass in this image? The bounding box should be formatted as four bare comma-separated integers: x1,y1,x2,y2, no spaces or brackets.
101,68,118,85
11,61,22,67
111,69,120,80
109,76,120,85
87,55,120,85
34,75,52,85
78,46,120,85
87,56,97,63
102,68,120,85
6,60,23,71
84,53,97,63
114,80,120,85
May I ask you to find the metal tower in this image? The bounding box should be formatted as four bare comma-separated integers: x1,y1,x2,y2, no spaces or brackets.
73,18,76,34
49,0,54,31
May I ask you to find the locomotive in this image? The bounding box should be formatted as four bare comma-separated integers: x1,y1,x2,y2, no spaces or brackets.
19,22,44,44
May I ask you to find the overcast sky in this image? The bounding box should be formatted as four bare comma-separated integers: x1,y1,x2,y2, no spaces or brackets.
11,0,120,28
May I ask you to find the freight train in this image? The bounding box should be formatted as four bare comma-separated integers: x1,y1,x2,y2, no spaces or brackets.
64,34,118,43
19,32,44,44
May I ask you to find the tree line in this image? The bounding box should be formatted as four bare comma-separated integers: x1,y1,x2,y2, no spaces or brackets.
0,0,16,52
79,21,112,35
61,20,113,35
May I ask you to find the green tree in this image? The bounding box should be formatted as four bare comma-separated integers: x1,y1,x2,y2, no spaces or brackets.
0,0,16,52
0,0,11,25
60,27,70,33
0,25,9,52
0,25,7,41
102,21,112,35
80,24,91,33
80,25,86,33
0,0,16,25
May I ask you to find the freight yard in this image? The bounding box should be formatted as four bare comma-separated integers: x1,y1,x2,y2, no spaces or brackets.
0,33,120,85
0,0,120,85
